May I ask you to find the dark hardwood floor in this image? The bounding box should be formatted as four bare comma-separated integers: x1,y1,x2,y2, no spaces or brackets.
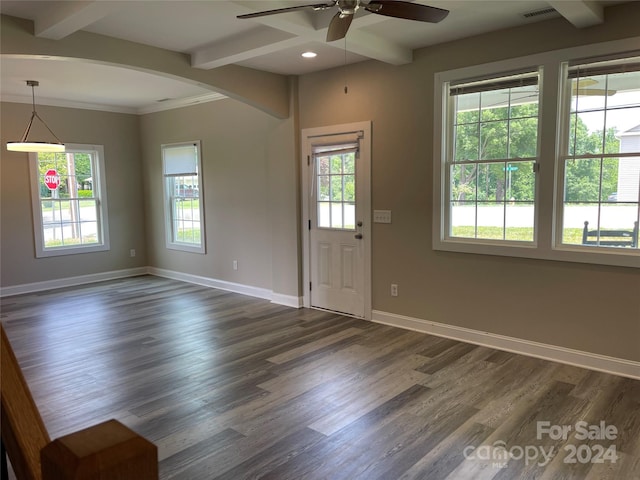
2,275,639,479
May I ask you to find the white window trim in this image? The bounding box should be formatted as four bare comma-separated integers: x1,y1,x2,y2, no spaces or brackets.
444,68,543,248
29,144,110,258
433,37,640,268
162,141,206,254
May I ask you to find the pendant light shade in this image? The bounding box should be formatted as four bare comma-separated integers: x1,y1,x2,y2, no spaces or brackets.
6,80,65,153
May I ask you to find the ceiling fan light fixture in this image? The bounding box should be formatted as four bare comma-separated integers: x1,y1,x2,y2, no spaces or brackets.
302,51,318,58
6,80,65,153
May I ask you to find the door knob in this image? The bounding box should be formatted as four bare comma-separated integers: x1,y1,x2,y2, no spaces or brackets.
355,233,363,239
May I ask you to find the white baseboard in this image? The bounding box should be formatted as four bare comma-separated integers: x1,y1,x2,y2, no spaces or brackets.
0,267,148,297
148,267,272,299
147,267,302,307
372,310,640,380
1,266,304,308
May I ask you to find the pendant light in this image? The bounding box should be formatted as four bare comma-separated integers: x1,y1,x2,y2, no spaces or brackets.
6,80,65,153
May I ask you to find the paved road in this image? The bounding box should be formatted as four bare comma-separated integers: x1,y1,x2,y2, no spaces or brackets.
452,204,638,229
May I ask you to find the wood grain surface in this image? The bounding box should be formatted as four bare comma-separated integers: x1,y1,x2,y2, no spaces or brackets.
2,276,638,479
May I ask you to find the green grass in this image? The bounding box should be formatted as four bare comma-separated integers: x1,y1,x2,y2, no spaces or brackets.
45,234,98,248
177,199,200,209
176,228,201,243
452,226,584,244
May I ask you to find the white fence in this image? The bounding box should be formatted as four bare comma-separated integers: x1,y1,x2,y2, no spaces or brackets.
452,204,638,229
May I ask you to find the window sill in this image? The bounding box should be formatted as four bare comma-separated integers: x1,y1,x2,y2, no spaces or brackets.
433,239,639,268
36,243,110,258
166,243,206,255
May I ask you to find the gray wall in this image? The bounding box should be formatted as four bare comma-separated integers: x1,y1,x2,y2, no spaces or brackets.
0,102,147,285
297,4,640,362
0,96,299,299
138,97,299,298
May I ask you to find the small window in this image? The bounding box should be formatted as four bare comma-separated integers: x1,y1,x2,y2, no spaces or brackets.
162,141,205,253
314,144,357,230
445,70,541,243
558,57,640,250
29,145,110,257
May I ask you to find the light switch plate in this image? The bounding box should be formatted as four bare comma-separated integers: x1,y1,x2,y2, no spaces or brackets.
373,210,392,223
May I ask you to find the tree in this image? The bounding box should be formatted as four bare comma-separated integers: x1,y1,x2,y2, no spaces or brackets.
453,103,537,203
452,102,620,204
36,152,93,198
564,125,619,202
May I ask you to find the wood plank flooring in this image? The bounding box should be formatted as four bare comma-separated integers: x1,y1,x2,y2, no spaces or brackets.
2,275,639,479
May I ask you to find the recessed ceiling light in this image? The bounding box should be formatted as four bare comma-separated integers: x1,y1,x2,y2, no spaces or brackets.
301,51,317,58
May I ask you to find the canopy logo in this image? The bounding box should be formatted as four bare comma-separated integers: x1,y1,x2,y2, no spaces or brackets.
463,420,618,469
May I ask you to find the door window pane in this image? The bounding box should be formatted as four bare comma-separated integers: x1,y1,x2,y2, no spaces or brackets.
314,150,357,230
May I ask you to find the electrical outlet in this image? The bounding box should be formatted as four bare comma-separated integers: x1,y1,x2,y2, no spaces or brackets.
233,260,238,271
391,284,398,297
129,249,136,257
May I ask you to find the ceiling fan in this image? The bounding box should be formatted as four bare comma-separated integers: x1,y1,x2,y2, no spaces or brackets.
237,0,449,42
572,78,617,96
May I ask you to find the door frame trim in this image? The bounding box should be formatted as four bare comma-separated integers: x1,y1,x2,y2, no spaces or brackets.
301,121,372,320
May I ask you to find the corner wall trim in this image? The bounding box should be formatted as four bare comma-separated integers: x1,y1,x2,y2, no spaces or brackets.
271,293,304,308
371,310,640,380
0,267,148,297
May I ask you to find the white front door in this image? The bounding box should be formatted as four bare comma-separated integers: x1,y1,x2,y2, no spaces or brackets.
302,122,371,318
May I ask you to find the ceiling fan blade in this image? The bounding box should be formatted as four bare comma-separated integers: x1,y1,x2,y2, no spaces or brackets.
365,0,449,23
238,2,335,19
326,12,353,41
573,88,617,96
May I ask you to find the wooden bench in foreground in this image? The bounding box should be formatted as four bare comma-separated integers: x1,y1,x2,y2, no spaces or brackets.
1,325,158,480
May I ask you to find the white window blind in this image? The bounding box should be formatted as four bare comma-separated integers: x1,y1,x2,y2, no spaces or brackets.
450,71,539,96
163,143,198,176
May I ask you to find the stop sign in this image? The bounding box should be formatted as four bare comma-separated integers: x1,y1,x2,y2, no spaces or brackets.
44,169,60,191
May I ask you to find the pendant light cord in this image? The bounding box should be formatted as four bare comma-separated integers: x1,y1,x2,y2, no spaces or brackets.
344,37,348,94
18,83,64,144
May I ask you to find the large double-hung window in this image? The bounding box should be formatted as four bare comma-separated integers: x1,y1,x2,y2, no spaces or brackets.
558,57,640,250
434,41,639,267
29,144,110,257
446,71,540,243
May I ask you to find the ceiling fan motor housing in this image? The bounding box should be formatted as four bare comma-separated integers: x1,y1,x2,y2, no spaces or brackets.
238,0,449,42
338,0,360,16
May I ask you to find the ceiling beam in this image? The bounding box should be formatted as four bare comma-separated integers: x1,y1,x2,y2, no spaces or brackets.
1,15,291,119
203,1,413,69
192,27,302,69
548,0,603,28
34,0,122,40
341,29,412,65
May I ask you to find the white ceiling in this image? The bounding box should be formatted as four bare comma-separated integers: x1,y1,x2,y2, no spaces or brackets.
0,0,628,114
